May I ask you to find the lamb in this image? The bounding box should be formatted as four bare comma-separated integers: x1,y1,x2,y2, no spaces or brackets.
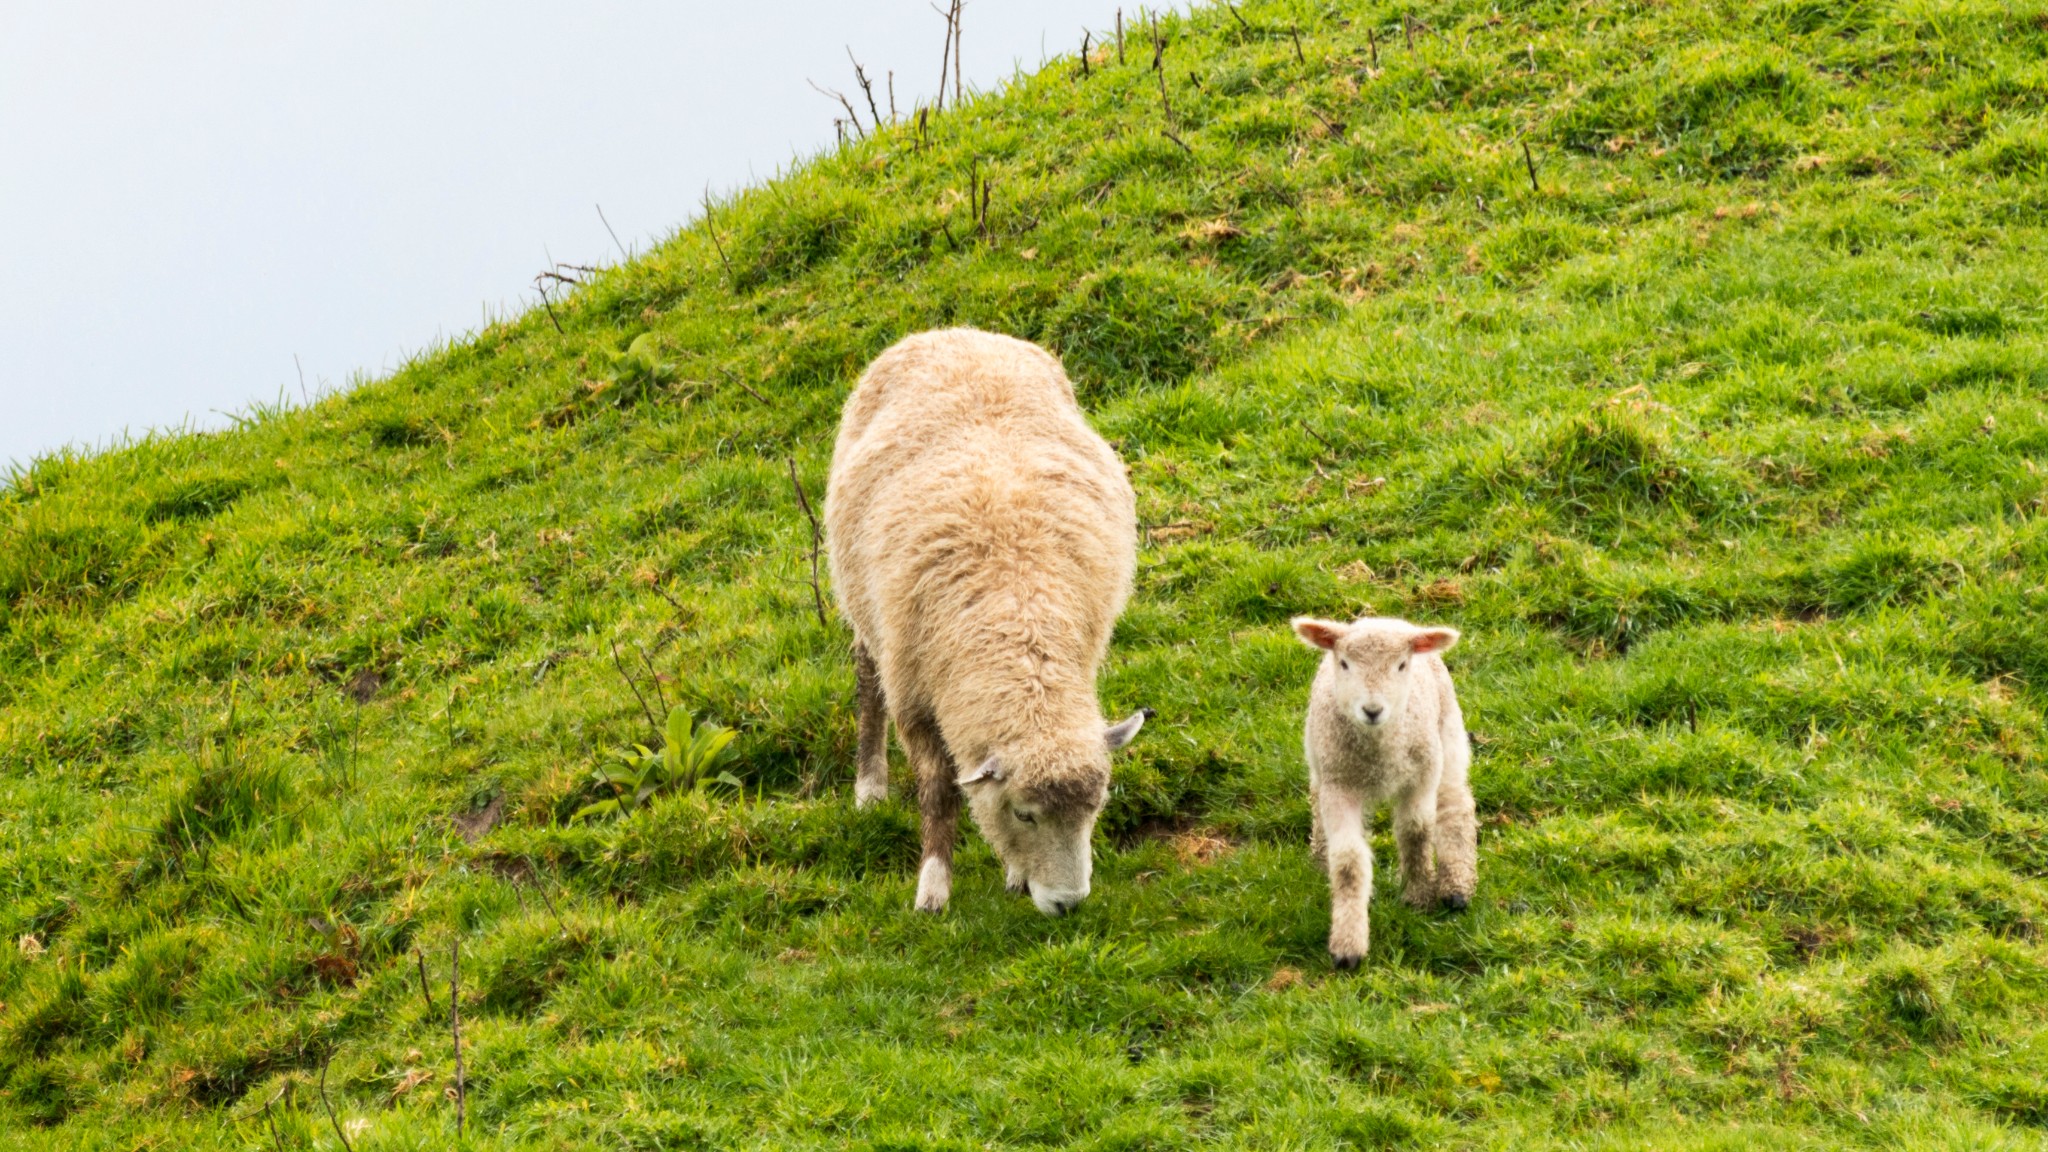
825,328,1148,917
1291,615,1478,969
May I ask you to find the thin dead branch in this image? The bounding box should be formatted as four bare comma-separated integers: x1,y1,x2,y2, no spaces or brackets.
933,1,956,111
787,457,830,630
849,48,882,128
1522,140,1540,192
450,939,466,1138
596,203,628,261
810,80,867,140
262,1087,287,1152
1117,9,1125,63
415,947,437,1017
319,1050,355,1152
609,637,662,743
1290,23,1305,63
533,278,564,335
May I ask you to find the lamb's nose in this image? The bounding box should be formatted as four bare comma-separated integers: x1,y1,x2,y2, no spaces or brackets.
1361,704,1385,724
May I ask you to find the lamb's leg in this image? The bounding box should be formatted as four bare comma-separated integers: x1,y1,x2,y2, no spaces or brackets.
1432,729,1478,912
1320,786,1371,970
897,714,960,913
1392,780,1440,910
1308,765,1327,865
852,642,890,808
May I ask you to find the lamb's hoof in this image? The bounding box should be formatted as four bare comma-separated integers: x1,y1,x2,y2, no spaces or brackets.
854,777,888,809
1440,893,1470,913
1331,953,1362,972
913,858,951,912
1006,876,1029,896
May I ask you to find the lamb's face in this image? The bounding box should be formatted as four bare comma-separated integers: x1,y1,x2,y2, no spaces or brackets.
1292,616,1459,730
961,710,1148,916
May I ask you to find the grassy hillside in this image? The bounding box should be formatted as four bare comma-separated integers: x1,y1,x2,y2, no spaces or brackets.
5,0,2048,1146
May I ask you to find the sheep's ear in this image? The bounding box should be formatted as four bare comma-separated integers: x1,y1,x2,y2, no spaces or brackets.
1104,708,1152,751
958,756,1004,787
1292,617,1347,651
1410,627,1460,655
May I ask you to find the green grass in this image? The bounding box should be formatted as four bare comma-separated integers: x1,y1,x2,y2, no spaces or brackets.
4,0,2048,1146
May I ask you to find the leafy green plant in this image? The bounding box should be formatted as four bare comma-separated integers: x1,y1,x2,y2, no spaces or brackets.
573,707,739,822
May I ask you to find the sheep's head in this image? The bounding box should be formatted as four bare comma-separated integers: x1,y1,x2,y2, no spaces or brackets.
960,709,1149,917
1292,616,1458,729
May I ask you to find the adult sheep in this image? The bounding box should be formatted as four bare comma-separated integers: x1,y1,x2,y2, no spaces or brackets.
826,328,1148,916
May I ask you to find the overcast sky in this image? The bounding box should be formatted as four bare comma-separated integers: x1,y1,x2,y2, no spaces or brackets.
0,2,1134,473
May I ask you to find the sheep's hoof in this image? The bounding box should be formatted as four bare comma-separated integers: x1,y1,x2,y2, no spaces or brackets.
854,776,889,808
1331,953,1362,972
1440,893,1470,913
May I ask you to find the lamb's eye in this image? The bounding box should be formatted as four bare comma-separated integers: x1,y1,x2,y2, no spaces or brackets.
1014,810,1037,825
1338,659,1349,671
1398,660,1408,671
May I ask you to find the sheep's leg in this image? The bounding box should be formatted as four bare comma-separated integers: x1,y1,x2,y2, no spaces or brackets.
898,714,960,913
1308,764,1327,865
1392,781,1440,910
852,642,890,808
1320,786,1371,970
1432,729,1478,912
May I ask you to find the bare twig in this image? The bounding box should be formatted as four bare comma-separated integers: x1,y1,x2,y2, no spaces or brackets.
596,203,628,261
1368,27,1379,68
932,1,955,111
1225,3,1251,32
450,939,466,1139
650,582,694,625
1307,105,1344,136
633,640,671,715
1299,419,1337,453
415,947,437,1017
1290,23,1305,63
888,70,897,120
1522,140,1540,193
294,353,308,404
528,855,572,936
1163,128,1195,156
717,366,770,405
1404,13,1414,50
848,48,882,129
918,106,930,149
610,636,662,742
1156,65,1174,126
1116,8,1125,63
701,185,733,281
533,279,565,335
1150,12,1164,70
535,269,582,287
809,80,867,140
1079,31,1091,78
262,1086,287,1152
951,0,963,105
787,457,830,630
319,1050,355,1152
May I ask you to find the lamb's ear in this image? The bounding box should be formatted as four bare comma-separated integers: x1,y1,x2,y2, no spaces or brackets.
1410,627,1461,655
1104,708,1153,751
958,756,1005,787
1292,617,1347,651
